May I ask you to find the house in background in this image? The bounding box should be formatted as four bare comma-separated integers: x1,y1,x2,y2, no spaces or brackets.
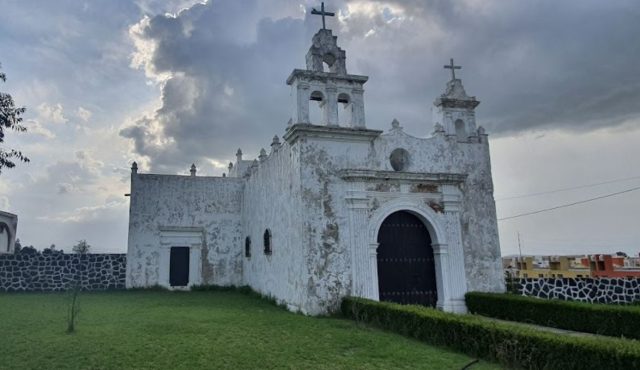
587,254,640,278
506,255,589,278
504,253,640,279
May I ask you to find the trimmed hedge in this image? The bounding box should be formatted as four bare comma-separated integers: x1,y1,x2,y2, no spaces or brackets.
341,297,640,370
466,292,640,339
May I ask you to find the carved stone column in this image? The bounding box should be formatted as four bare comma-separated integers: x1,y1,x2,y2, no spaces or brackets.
295,82,310,124
367,242,380,300
440,184,468,313
432,242,451,310
350,88,365,128
346,191,376,299
324,85,338,126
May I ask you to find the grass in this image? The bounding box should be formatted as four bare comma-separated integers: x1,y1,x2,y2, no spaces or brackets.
0,290,500,369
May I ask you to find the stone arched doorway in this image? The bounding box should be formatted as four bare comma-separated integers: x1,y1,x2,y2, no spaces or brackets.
376,211,438,307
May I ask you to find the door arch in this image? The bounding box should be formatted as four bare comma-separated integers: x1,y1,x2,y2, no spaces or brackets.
376,210,438,307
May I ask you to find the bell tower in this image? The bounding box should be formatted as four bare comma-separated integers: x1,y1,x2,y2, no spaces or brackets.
433,58,481,142
286,3,368,128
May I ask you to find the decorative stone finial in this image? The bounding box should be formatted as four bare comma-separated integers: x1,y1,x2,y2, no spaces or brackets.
236,148,243,161
433,122,445,135
259,148,267,162
477,126,486,136
228,162,233,170
190,163,196,177
131,161,138,174
222,173,226,178
271,135,281,148
390,118,402,132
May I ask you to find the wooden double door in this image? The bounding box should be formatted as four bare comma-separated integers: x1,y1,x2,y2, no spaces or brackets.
376,211,438,307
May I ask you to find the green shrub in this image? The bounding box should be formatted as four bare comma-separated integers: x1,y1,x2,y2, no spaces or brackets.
466,292,640,339
341,297,640,370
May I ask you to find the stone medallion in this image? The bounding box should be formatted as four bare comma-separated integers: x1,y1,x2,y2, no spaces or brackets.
389,148,410,171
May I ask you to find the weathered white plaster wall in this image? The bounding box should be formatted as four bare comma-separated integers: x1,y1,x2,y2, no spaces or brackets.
278,121,503,313
126,174,244,288
240,141,312,313
372,126,504,294
125,121,503,313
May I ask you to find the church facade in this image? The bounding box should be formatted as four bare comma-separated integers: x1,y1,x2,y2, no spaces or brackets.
126,27,504,315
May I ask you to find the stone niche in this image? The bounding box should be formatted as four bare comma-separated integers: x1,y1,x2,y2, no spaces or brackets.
0,211,18,254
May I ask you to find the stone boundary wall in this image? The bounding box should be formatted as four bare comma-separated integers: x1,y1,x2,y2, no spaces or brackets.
0,253,126,292
515,277,640,304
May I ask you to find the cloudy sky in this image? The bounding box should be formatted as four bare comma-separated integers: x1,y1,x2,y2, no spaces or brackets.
1,0,639,256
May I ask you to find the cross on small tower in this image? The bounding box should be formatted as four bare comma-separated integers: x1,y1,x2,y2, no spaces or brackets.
444,58,462,80
311,2,335,30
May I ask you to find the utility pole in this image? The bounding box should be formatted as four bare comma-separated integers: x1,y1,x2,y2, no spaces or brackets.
517,232,523,259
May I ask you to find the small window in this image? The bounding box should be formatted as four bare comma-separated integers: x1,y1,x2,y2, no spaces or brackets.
245,236,251,258
538,274,544,278
263,229,272,255
454,119,466,139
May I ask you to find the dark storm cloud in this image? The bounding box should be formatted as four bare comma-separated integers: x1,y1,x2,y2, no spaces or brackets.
121,0,640,172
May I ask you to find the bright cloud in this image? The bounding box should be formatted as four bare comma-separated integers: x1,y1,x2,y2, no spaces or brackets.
36,102,67,124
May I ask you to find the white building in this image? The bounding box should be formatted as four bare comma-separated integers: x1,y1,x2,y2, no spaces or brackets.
0,211,18,254
126,27,504,315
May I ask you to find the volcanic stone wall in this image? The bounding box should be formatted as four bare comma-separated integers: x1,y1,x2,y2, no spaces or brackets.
517,277,640,304
0,253,126,292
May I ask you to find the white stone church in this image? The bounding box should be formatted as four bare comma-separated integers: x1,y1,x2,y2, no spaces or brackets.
126,22,504,314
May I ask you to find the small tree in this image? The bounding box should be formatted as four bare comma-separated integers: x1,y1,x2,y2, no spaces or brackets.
67,240,91,333
72,239,90,254
0,63,29,174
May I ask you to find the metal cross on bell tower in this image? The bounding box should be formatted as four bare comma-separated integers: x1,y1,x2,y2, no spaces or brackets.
444,58,462,80
311,2,335,30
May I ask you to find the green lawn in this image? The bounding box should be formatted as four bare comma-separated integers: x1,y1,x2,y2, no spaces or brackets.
0,290,500,369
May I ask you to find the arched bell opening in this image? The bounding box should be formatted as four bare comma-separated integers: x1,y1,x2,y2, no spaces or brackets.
322,53,336,73
337,92,351,126
309,90,324,125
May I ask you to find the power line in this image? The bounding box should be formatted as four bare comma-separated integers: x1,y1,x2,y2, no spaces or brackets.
498,185,640,221
495,175,640,201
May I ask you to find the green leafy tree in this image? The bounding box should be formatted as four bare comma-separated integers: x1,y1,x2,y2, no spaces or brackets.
0,63,29,174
